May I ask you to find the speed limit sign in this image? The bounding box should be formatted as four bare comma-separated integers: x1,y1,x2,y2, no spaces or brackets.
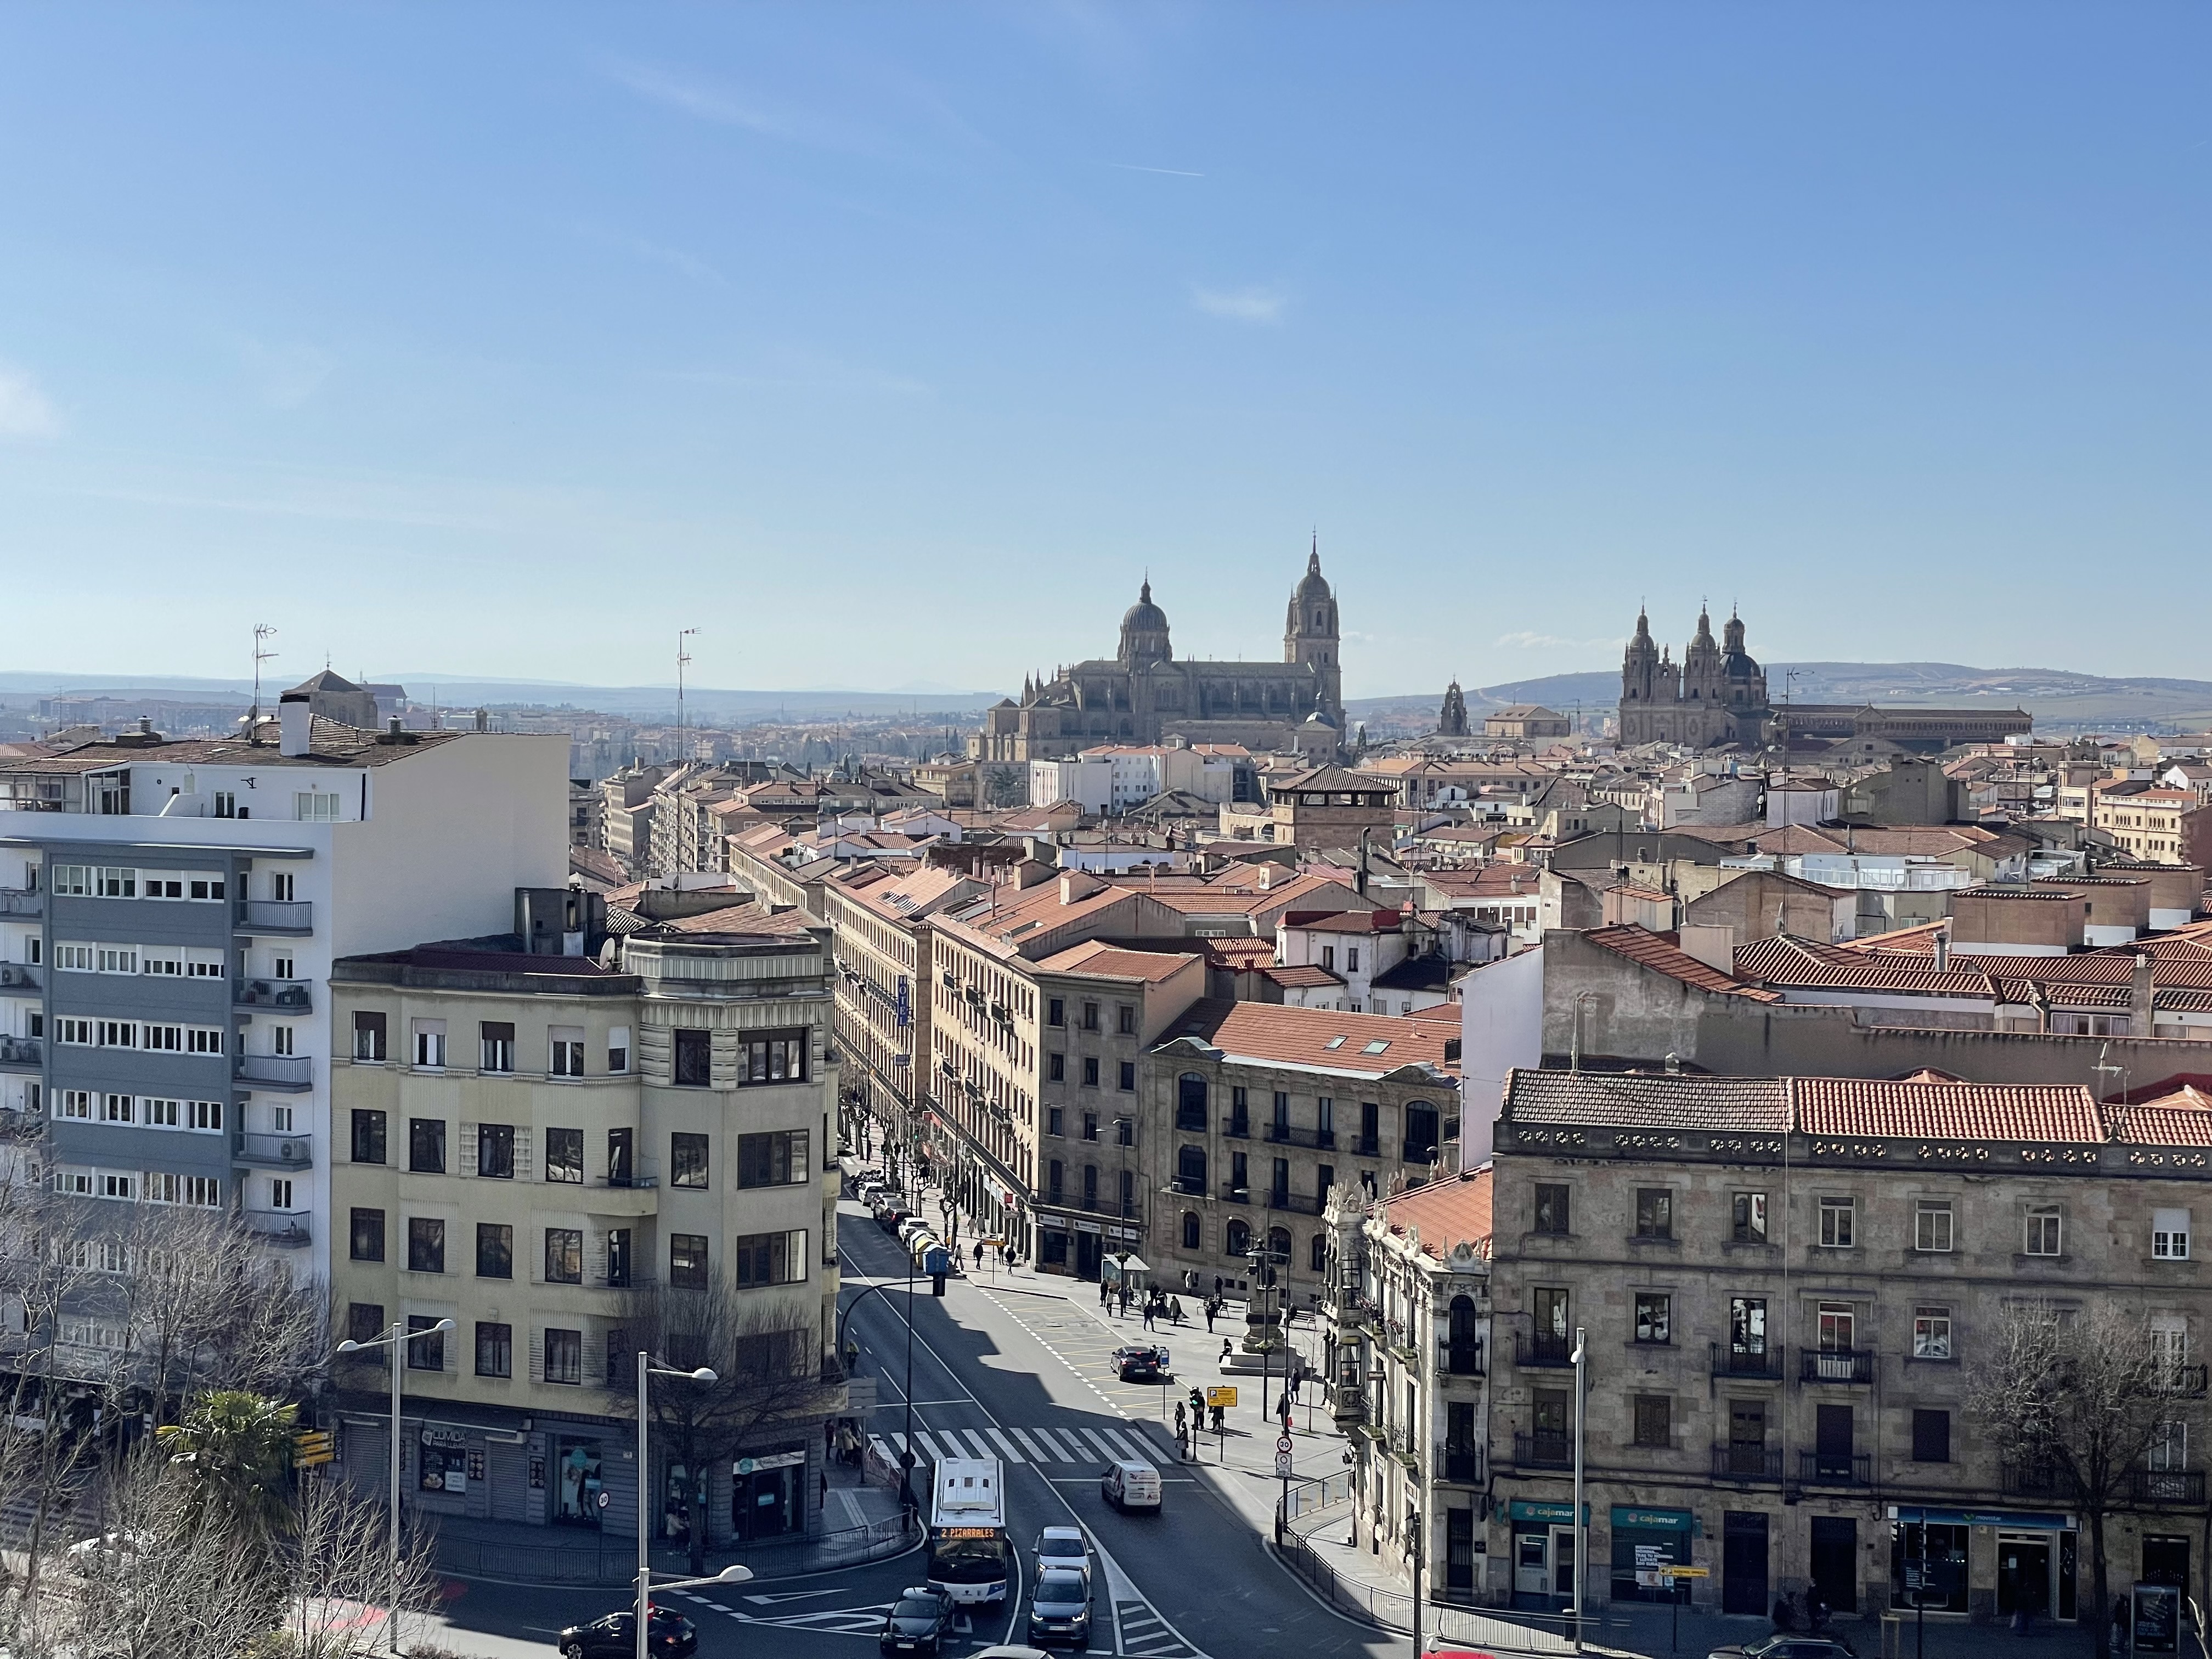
1276,1435,1294,1454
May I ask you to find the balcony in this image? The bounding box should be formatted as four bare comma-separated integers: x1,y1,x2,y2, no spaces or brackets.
2130,1468,2208,1506
1175,1109,1207,1133
1515,1330,1575,1368
233,1132,313,1170
0,888,43,919
0,1107,42,1141
2002,1464,2074,1501
1512,1431,1573,1469
1351,1136,1380,1158
1171,1175,1207,1198
234,978,313,1012
2159,1365,2210,1398
1268,1189,1325,1215
1712,1342,1785,1380
1801,1347,1875,1385
1222,1114,1250,1140
1712,1444,1784,1481
1386,1420,1420,1468
240,1210,312,1250
1221,1181,1250,1205
0,963,41,992
1265,1123,1336,1150
1798,1451,1872,1486
1401,1141,1441,1167
0,1036,40,1071
234,1053,313,1092
1437,1442,1483,1485
1437,1337,1486,1377
235,898,313,935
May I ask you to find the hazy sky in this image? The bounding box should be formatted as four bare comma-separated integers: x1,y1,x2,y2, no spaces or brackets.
2,4,2205,696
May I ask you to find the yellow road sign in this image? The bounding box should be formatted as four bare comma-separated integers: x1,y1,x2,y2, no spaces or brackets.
1663,1566,1709,1578
293,1430,335,1469
1205,1386,1238,1409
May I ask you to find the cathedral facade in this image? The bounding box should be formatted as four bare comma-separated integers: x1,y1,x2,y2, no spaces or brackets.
972,549,1346,764
1619,605,1771,749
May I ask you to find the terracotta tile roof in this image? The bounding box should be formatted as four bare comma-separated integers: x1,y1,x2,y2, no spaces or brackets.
1380,1166,1493,1258
1158,999,1457,1080
1201,938,1279,970
1266,964,1344,989
1130,873,1364,916
642,901,819,940
1734,933,1993,997
1282,909,1406,935
1585,924,1781,1001
1504,1068,1792,1131
1793,1076,2103,1141
1035,940,1201,983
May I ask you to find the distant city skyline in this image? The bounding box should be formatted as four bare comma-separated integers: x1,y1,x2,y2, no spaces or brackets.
1,5,2204,687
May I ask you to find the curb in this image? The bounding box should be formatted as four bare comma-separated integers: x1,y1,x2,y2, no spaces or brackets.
435,1531,924,1592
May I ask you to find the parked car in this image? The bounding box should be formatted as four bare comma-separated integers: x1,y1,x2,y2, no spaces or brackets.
1100,1460,1161,1513
1110,1344,1170,1383
874,1198,912,1229
1034,1524,1092,1590
880,1585,957,1656
1026,1566,1093,1650
557,1607,698,1659
1708,1639,1855,1659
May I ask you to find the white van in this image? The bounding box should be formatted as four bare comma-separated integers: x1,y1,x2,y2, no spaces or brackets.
1100,1460,1161,1513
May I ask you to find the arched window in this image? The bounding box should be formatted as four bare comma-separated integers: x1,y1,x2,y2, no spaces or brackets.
1176,1145,1207,1195
1447,1294,1481,1375
1310,1233,1327,1273
1226,1218,1251,1258
1182,1212,1201,1251
1177,1073,1209,1131
1267,1225,1291,1263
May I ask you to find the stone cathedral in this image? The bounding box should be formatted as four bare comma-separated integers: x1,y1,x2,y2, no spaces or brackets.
972,548,1346,763
1618,604,1771,749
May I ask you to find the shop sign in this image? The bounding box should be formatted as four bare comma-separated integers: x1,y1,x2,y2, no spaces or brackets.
1075,1219,1103,1234
1612,1506,1695,1532
1508,1499,1582,1524
734,1450,808,1475
421,1426,472,1448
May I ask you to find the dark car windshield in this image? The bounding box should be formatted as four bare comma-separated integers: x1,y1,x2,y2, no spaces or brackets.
892,1598,942,1620
1036,1574,1088,1610
1040,1538,1084,1560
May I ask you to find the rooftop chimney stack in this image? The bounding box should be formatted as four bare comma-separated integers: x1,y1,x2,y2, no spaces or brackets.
278,692,312,758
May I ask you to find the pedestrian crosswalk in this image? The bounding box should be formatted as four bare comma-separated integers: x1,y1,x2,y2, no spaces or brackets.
870,1421,1173,1468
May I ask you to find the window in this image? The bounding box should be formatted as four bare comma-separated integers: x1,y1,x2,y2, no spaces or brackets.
1912,1408,1951,1463
607,1026,630,1073
1047,998,1065,1028
1081,1001,1099,1031
1321,946,1335,971
1912,1306,1952,1360
1082,1111,1099,1141
53,943,93,972
295,792,341,822
1634,1293,1672,1345
1120,1169,1135,1218
545,1127,583,1183
669,1233,709,1289
543,1328,582,1385
1731,1191,1768,1243
1118,1060,1136,1092
2025,1209,2063,1257
1082,1057,1099,1088
1632,1395,1671,1448
1116,1004,1136,1035
2154,1209,2192,1261
607,1127,634,1184
544,1227,582,1284
549,1026,584,1077
270,871,295,902
1226,1218,1251,1257
733,1230,804,1288
212,792,236,819
143,1097,180,1127
1634,1188,1673,1240
143,872,185,900
738,1131,806,1188
184,1026,223,1055
1915,1201,1955,1254
476,1322,512,1379
477,1223,513,1279
407,1217,445,1273
738,1032,806,1083
1048,1053,1065,1082
607,1228,632,1288
406,1315,445,1371
1116,1116,1133,1147
48,865,90,896
95,946,137,975
1816,1301,1855,1352
1730,1296,1768,1355
409,1118,446,1174
1819,1197,1856,1249
349,1209,385,1262
1047,1106,1064,1137
103,1093,133,1123
268,1177,292,1210
348,1303,386,1346
1048,1159,1064,1201
673,1028,712,1087
413,1020,447,1069
95,867,136,898
96,1019,136,1049
352,1012,388,1062
1182,1212,1201,1250
188,1099,222,1131
1531,1183,1570,1234
477,1123,515,1180
55,1017,92,1047
479,1022,515,1073
671,1132,710,1188
187,873,224,900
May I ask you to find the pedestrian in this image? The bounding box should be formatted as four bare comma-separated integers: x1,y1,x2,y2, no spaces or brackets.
1168,1295,1184,1326
1175,1403,1188,1442
1771,1594,1796,1633
1118,1286,1131,1317
973,1240,984,1270
1099,1278,1110,1307
819,1470,828,1508
825,1420,836,1454
1220,1338,1233,1366
1213,1275,1223,1297
1204,1301,1216,1334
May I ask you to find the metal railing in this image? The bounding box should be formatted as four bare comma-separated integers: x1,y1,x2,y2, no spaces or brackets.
1222,1114,1251,1139
1437,1337,1485,1376
0,889,44,919
2160,1365,2210,1398
235,898,314,933
1515,1330,1573,1368
1712,1444,1783,1480
1266,1123,1336,1150
1712,1341,1785,1379
1175,1110,1207,1132
428,1511,919,1587
0,963,41,990
1268,1190,1325,1215
1401,1142,1440,1166
1221,1182,1250,1204
1436,1441,1482,1484
1512,1431,1572,1468
1798,1451,1872,1486
234,1132,314,1170
240,1209,311,1248
235,1053,313,1088
235,978,313,1010
2131,1468,2208,1505
0,1037,40,1067
1801,1347,1875,1384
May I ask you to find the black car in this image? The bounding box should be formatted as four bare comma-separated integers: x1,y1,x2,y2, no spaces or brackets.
1027,1566,1093,1650
1709,1638,1856,1659
880,1584,957,1655
1111,1343,1170,1383
557,1606,699,1659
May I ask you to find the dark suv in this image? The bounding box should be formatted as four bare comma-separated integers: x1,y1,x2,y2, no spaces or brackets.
557,1607,698,1658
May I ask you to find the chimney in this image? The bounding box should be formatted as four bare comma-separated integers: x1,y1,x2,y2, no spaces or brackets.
278,692,312,758
2132,953,2156,1032
1932,921,1950,973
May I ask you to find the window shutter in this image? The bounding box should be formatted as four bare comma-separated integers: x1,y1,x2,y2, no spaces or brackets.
528,1329,544,1383
458,1122,477,1177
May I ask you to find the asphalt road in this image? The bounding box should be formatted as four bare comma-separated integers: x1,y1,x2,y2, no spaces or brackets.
429,1199,1409,1659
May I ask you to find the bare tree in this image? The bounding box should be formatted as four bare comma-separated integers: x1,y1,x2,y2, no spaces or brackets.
981,765,1026,809
618,1274,838,1574
1968,1302,2199,1652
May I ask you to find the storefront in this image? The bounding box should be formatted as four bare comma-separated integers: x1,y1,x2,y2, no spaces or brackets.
551,1435,608,1528
1890,1513,1971,1615
1609,1505,1694,1604
1887,1506,2076,1624
1508,1499,1583,1610
732,1448,806,1542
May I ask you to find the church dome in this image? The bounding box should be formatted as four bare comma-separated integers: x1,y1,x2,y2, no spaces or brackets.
1303,707,1338,727
1294,548,1332,603
1118,580,1172,666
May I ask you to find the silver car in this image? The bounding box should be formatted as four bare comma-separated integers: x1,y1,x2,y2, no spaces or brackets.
1035,1524,1092,1590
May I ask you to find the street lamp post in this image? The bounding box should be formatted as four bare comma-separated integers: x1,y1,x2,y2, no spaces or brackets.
1408,1503,1424,1659
335,1317,455,1656
635,1350,720,1659
1571,1325,1588,1654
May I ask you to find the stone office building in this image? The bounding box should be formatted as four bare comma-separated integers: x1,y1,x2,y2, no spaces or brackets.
1485,1068,2212,1626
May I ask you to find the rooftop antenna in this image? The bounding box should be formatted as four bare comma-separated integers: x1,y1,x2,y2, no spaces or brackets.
249,624,279,740
677,628,701,752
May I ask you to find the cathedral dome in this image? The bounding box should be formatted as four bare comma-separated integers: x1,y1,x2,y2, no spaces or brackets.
1118,580,1172,666
1294,548,1332,603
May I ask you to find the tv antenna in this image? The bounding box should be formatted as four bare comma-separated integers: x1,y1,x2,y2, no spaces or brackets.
250,624,279,740
677,628,701,750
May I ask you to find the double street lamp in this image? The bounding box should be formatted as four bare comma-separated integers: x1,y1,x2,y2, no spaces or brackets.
633,1351,751,1659
336,1316,455,1656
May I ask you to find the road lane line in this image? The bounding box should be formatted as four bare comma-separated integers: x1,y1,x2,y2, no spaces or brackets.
984,1426,1027,1464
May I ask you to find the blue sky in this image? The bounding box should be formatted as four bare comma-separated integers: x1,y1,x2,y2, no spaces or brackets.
2,4,2205,697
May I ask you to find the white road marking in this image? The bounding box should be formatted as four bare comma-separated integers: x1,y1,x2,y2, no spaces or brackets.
984,1426,1027,1464
915,1430,947,1459
1009,1426,1049,1460
1098,1427,1146,1461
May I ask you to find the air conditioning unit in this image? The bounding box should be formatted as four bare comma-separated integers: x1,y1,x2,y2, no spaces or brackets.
0,966,21,986
279,1141,306,1163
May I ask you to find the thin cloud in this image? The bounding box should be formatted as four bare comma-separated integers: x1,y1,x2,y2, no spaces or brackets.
1190,285,1286,325
605,60,876,158
1102,162,1204,178
0,364,60,438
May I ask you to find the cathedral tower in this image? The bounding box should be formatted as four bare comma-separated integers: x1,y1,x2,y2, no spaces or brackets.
1284,540,1343,729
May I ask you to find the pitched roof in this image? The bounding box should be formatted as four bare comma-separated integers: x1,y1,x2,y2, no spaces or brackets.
1502,1068,2104,1142
1265,963,1344,989
1158,999,1457,1080
1584,924,1781,1001
1034,940,1201,983
1379,1166,1493,1259
640,901,819,940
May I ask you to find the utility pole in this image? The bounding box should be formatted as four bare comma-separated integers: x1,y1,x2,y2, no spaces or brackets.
250,623,278,737
1572,1325,1588,1653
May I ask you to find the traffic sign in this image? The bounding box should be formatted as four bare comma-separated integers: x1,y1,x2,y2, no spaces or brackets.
597,1489,611,1510
1663,1566,1709,1579
1276,1435,1295,1454
292,1430,335,1469
1274,1452,1295,1477
1206,1386,1238,1409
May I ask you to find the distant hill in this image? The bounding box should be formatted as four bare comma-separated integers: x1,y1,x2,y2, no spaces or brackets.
1347,662,2212,736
